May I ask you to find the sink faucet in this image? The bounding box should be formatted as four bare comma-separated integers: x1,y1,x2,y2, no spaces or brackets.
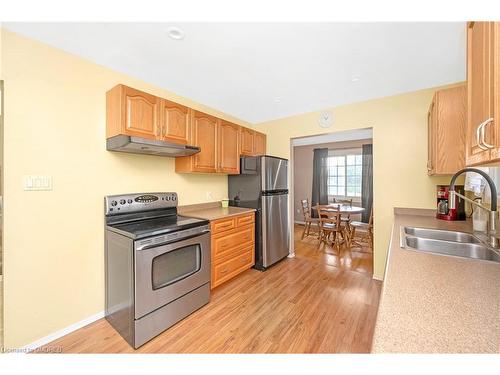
449,168,498,241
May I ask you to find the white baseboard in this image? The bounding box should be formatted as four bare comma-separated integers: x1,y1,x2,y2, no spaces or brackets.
20,310,104,352
372,275,384,281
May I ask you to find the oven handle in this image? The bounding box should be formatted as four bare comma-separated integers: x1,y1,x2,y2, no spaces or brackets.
136,229,210,251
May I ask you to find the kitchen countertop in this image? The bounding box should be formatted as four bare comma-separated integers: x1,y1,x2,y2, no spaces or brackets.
178,202,255,221
371,208,500,353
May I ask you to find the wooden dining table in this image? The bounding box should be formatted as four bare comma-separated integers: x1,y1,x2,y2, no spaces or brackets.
311,204,365,245
312,203,365,215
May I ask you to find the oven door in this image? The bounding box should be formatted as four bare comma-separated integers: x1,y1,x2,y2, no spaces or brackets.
134,231,210,319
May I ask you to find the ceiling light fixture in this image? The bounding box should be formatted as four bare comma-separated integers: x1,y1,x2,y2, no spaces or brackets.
351,75,361,83
167,26,185,40
274,97,282,103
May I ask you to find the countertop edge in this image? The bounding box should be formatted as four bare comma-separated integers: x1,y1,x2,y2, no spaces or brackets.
178,204,256,221
371,208,500,353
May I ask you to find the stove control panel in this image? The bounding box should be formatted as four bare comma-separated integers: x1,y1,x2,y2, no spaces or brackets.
105,192,178,215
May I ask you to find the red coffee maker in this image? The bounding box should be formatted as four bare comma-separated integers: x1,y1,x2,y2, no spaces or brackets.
436,185,466,221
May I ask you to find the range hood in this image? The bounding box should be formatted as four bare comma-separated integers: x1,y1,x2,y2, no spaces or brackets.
106,135,201,157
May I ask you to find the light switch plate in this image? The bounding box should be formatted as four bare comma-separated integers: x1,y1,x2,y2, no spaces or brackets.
23,175,53,191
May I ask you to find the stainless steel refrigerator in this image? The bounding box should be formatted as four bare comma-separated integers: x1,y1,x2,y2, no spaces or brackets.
228,156,289,270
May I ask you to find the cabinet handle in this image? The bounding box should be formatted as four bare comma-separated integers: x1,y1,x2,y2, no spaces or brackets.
477,121,487,150
427,160,432,171
480,118,495,149
220,268,228,274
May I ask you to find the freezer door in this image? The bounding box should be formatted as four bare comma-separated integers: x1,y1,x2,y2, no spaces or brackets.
262,193,289,267
261,157,288,191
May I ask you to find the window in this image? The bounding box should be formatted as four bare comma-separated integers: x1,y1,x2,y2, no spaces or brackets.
327,149,363,198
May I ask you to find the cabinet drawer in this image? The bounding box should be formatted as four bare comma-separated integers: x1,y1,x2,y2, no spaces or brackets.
212,247,254,288
212,225,254,262
211,217,236,234
236,213,254,227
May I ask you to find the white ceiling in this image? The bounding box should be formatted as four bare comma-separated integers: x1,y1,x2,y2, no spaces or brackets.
292,128,373,146
3,22,466,124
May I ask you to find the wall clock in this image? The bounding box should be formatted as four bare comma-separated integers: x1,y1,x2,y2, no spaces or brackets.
318,111,334,128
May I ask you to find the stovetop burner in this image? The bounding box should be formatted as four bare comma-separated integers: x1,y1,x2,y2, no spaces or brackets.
105,192,209,240
107,214,208,239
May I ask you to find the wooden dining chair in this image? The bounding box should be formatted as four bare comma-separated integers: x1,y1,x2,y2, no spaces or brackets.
348,208,373,252
333,197,353,224
317,205,344,253
333,198,353,207
300,199,319,239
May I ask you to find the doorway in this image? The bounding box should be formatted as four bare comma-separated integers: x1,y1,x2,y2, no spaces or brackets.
290,128,373,275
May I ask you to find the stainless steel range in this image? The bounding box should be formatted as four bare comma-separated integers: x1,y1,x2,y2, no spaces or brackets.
104,192,211,349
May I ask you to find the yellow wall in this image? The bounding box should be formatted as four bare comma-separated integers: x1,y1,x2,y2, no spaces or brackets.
1,29,251,348
1,27,464,348
254,86,461,279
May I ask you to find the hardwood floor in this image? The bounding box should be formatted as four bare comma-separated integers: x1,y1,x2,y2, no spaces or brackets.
39,224,380,353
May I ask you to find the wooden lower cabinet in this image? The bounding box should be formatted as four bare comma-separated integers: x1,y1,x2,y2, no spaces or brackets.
210,212,255,289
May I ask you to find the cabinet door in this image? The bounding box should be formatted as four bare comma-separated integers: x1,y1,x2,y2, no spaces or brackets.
487,23,500,161
159,99,190,144
466,22,494,166
240,127,254,156
254,131,266,156
122,86,160,139
429,86,466,175
427,96,437,175
191,111,218,172
218,121,240,174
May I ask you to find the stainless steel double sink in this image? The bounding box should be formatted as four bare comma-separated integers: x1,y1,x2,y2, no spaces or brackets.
400,226,500,263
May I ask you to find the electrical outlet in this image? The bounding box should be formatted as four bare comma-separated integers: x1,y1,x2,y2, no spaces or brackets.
206,191,214,200
23,175,53,191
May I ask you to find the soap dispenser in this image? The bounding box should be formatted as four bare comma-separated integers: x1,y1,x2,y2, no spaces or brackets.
472,198,488,232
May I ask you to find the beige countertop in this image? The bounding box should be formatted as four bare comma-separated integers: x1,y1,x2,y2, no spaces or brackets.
372,208,500,353
178,202,255,221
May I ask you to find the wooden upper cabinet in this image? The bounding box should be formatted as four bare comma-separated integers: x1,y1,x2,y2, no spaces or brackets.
240,127,255,156
466,22,495,166
218,120,240,174
159,99,191,144
189,111,218,172
176,116,241,174
427,99,437,175
239,128,267,156
486,23,500,162
254,131,266,156
107,85,160,140
427,85,466,176
107,84,268,173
